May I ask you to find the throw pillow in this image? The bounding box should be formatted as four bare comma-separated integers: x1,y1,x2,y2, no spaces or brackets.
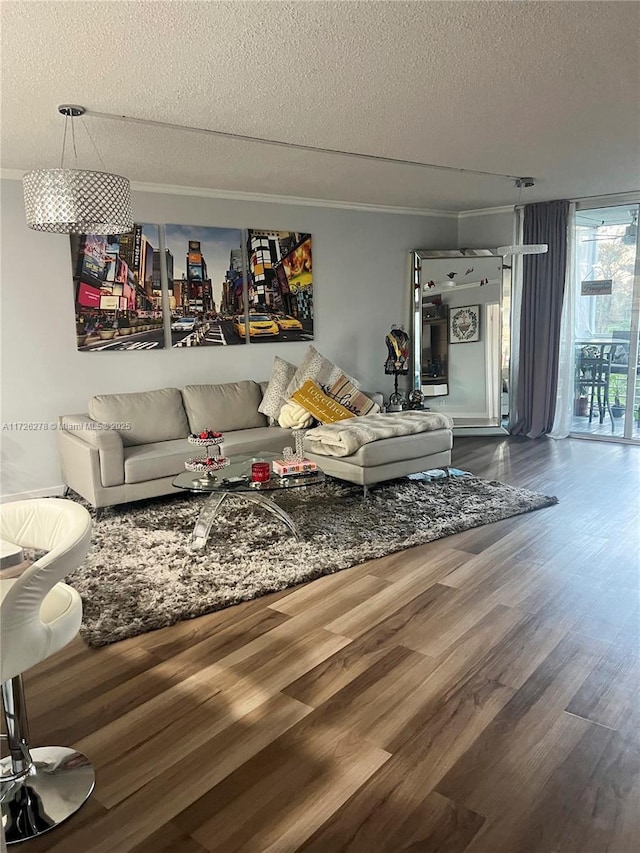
285,345,359,398
258,356,298,421
278,400,315,429
292,380,355,424
326,374,380,416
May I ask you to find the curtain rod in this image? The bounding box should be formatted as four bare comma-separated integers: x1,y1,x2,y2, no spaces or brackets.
86,108,525,183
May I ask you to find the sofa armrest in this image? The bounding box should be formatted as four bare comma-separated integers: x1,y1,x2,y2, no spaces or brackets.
58,414,124,487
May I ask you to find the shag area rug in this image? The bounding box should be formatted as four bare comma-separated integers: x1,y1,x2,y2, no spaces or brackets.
67,477,557,647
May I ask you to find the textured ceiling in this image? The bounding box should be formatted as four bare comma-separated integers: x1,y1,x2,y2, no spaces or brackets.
1,1,639,212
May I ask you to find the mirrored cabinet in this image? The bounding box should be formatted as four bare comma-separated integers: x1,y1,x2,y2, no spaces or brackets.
410,249,510,431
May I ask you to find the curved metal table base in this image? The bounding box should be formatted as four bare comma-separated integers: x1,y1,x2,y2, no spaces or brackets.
191,490,301,550
0,747,95,844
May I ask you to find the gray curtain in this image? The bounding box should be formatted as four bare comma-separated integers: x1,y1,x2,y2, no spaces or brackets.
511,200,570,438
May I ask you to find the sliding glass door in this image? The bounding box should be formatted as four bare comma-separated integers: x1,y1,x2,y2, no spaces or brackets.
571,204,640,442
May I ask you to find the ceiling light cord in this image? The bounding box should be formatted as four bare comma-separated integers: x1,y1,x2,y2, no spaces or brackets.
81,117,107,172
60,116,69,169
86,108,528,184
70,114,79,167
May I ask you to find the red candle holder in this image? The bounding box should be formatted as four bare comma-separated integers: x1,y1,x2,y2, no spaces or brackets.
251,461,270,483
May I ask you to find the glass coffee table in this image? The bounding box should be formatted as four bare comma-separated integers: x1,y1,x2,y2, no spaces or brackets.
172,452,325,549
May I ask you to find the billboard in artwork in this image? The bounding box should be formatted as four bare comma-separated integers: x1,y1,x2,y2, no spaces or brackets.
164,224,245,347
246,229,313,342
70,224,165,351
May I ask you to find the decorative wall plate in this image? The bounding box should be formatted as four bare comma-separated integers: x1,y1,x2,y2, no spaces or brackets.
450,305,480,344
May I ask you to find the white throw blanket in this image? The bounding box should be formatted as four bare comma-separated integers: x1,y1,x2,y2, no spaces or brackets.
304,411,454,457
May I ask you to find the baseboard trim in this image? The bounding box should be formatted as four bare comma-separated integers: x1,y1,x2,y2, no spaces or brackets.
1,485,66,503
453,426,508,436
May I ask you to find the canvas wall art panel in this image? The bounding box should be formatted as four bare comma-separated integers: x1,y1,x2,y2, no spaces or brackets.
164,225,245,347
246,229,314,342
71,224,165,350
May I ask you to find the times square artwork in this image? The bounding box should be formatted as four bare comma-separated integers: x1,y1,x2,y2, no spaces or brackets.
164,224,245,347
70,224,314,350
70,224,166,351
246,229,314,342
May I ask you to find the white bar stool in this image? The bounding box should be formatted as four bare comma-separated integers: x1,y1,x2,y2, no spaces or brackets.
0,499,94,845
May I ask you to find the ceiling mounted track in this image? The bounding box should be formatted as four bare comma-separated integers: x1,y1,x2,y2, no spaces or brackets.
86,108,532,184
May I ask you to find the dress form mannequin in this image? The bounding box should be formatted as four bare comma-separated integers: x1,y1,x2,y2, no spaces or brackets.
385,325,410,406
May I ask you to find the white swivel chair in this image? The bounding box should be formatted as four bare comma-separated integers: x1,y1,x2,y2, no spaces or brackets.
0,499,94,845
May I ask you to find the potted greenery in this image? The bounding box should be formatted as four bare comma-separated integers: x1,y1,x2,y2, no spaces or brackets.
610,375,626,418
76,318,87,347
117,315,132,336
97,319,117,341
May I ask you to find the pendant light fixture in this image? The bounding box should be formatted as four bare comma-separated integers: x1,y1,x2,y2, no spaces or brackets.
22,105,133,235
496,178,549,256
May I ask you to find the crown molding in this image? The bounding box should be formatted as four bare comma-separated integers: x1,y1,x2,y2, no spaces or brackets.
129,180,459,217
459,191,640,217
458,205,514,218
574,191,640,209
0,170,458,218
1,169,26,180
4,168,636,219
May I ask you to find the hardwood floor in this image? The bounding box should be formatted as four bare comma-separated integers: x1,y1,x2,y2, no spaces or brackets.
10,437,640,852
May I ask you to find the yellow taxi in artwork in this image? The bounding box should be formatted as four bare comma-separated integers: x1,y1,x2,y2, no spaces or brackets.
272,314,303,331
233,313,280,338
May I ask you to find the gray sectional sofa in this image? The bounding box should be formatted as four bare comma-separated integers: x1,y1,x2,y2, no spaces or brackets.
57,380,293,513
58,380,452,512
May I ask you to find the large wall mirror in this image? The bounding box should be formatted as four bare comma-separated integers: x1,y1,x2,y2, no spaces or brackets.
410,249,510,432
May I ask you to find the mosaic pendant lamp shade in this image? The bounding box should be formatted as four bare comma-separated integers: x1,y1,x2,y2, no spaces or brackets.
23,168,133,235
22,105,133,235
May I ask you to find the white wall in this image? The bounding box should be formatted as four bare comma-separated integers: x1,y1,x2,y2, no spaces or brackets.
0,178,456,496
458,209,515,249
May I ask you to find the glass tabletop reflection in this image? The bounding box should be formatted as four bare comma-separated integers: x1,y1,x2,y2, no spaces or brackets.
172,452,324,493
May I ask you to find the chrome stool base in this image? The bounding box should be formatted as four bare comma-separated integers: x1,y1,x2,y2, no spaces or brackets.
1,746,95,844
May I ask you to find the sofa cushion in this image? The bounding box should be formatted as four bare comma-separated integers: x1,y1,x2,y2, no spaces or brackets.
123,439,193,483
340,430,453,466
259,356,298,420
326,374,380,417
278,401,315,429
285,345,358,398
181,381,267,434
88,388,190,447
292,380,355,424
222,427,292,456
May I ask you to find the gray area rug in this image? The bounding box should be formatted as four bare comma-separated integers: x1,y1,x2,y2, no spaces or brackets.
67,477,557,647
